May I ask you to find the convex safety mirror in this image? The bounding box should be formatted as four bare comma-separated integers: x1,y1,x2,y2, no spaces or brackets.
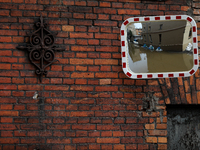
121,15,198,79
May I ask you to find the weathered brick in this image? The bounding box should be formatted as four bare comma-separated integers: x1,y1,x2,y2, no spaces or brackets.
97,138,120,143
146,137,157,143
118,9,140,15
95,33,117,39
47,138,70,144
69,19,92,26
70,58,93,65
94,8,116,14
0,138,19,144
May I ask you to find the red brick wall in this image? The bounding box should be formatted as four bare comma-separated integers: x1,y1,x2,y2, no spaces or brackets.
0,0,199,149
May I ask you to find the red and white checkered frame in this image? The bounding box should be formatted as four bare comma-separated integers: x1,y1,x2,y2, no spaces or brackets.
121,15,198,79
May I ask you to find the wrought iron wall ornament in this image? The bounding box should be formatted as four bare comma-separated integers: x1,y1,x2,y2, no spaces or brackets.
17,16,65,82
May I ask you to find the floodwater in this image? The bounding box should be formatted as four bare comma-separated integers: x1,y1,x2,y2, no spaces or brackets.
128,43,193,73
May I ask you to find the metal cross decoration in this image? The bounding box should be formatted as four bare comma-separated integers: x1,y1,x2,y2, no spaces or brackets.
17,16,65,82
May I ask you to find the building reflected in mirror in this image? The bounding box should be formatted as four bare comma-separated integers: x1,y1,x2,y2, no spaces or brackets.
127,20,194,73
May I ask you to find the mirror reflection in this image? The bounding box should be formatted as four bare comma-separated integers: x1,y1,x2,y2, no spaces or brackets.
127,20,193,73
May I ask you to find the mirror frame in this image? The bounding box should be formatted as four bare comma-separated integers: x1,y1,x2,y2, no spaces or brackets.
121,15,198,79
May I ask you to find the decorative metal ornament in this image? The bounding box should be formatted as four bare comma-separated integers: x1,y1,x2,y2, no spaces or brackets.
17,16,65,82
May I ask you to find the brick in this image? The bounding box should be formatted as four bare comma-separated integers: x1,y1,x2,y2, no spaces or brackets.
97,138,120,143
12,64,23,70
97,125,119,130
95,33,117,39
111,15,122,21
48,19,67,25
86,13,97,19
100,40,111,45
69,6,92,13
0,63,11,69
72,124,95,130
118,9,140,15
121,137,143,143
44,85,69,91
72,46,95,52
95,86,118,92
0,104,13,110
101,131,112,137
21,138,45,144
95,111,118,117
95,59,118,65
47,138,70,144
75,0,86,6
100,2,111,7
70,85,93,91
62,25,74,32
88,39,99,45
88,26,99,32
75,26,87,32
156,124,167,129
18,85,43,91
71,111,94,117
94,8,116,14
100,79,111,85
70,33,93,39
95,72,118,78
113,145,124,150
63,0,74,5
148,130,167,136
145,124,155,129
70,58,93,65
121,124,143,130
158,137,167,143
65,145,76,150
0,0,11,2
47,124,70,130
119,111,138,117
186,93,192,104
87,1,98,6
89,131,100,137
1,117,13,123
73,138,95,144
69,19,92,26
0,138,19,144
142,10,164,16
19,4,43,10
89,144,100,150
100,66,111,71
71,72,94,78
76,131,87,137
158,144,167,150
20,111,39,116
146,137,157,143
3,145,15,150
197,91,200,104
101,145,112,150
0,84,17,90
113,131,124,137
0,124,17,130
170,5,180,10
95,20,117,27
38,0,49,4
76,66,87,71
0,50,12,56
112,2,123,8
25,0,36,4
45,110,69,117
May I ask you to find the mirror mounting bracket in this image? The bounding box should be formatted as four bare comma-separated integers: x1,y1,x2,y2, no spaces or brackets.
17,16,65,82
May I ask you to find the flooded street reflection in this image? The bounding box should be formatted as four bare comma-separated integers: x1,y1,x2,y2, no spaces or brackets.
128,43,193,73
